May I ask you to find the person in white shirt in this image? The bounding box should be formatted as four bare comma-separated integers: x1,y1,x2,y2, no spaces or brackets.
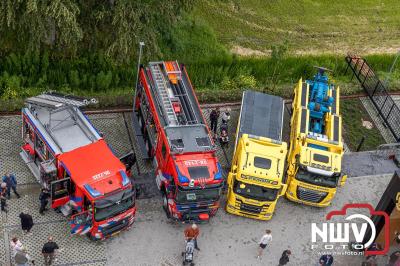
10,237,24,257
257,229,272,259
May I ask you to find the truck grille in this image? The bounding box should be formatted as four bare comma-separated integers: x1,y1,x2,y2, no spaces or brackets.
240,202,262,214
102,217,129,237
296,187,327,203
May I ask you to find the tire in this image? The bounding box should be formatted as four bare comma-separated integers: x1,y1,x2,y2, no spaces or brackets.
86,232,98,241
162,192,171,219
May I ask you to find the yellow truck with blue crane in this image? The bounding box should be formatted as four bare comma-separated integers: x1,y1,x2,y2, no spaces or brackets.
226,90,287,220
285,67,347,207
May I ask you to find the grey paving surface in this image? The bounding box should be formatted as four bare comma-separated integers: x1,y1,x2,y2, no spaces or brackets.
342,151,399,177
0,104,397,266
106,174,394,266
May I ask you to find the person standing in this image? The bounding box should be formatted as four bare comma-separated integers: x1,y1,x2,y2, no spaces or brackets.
221,109,231,124
209,108,220,136
19,211,34,233
184,223,200,251
14,248,35,266
319,254,334,266
1,182,7,213
42,236,59,266
257,229,272,259
3,173,20,199
278,249,291,266
39,188,50,215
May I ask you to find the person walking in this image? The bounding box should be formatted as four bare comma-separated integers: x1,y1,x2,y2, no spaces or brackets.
14,248,35,266
42,236,59,266
3,173,20,199
319,254,334,266
257,229,272,259
19,211,34,233
39,188,50,215
209,107,220,136
278,250,291,266
184,223,200,251
10,237,24,258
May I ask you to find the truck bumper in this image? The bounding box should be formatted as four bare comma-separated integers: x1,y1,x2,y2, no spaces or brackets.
225,204,273,221
285,191,331,207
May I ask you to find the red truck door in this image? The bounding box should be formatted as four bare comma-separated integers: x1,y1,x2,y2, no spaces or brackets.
50,177,71,208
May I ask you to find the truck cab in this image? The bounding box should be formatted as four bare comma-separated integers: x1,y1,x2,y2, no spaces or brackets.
286,69,346,207
226,91,287,220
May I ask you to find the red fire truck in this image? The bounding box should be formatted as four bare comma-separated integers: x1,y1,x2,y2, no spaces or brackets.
20,93,136,240
132,61,223,222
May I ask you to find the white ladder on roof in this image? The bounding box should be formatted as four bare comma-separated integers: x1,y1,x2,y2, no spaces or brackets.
150,64,178,125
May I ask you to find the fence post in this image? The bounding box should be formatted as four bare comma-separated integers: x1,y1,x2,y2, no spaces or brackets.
356,136,365,152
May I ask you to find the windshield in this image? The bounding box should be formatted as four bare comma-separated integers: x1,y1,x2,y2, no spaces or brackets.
176,186,221,204
296,168,339,188
94,188,135,222
233,180,279,201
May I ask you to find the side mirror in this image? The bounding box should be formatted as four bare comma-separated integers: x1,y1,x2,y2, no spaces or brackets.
279,184,288,197
340,175,348,187
167,185,176,192
231,165,238,173
135,186,141,199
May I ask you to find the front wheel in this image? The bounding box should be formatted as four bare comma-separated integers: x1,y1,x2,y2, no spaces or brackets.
162,193,171,218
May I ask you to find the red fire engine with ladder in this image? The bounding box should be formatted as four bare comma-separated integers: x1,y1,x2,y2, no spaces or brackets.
133,61,223,222
20,93,136,240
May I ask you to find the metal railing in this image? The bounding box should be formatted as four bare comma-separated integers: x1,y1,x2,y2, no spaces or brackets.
345,54,400,142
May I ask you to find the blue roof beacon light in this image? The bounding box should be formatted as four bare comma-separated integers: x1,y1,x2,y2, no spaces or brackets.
120,170,130,186
214,162,223,180
84,184,103,198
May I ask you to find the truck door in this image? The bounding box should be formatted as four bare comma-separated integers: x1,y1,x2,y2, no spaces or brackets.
50,178,71,208
69,210,93,235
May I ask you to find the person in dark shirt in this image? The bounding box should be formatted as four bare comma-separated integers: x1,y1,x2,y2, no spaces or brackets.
42,236,59,266
319,254,334,266
39,188,50,214
279,250,291,265
1,183,7,213
19,211,34,233
209,108,220,136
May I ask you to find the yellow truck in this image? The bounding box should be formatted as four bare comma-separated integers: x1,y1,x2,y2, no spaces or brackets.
286,68,346,207
226,90,288,220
